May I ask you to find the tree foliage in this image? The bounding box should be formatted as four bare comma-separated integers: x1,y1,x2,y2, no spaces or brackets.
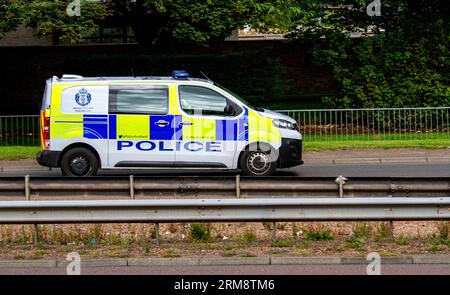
1,0,448,108
0,0,23,38
24,0,106,44
289,0,450,108
102,0,305,44
0,0,302,45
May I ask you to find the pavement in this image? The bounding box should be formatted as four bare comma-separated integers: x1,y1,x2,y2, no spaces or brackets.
0,255,448,275
1,148,449,175
0,148,450,177
1,162,449,178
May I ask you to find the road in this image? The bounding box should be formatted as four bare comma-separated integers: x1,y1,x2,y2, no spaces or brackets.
0,264,449,275
1,163,449,177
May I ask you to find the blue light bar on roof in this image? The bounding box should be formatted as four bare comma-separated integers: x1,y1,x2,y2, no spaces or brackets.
172,70,189,79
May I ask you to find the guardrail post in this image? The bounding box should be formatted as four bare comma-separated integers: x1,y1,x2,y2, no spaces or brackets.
386,221,394,240
33,224,39,247
129,175,134,200
25,175,30,201
335,176,348,198
272,222,277,241
236,175,240,198
25,175,39,246
155,223,160,246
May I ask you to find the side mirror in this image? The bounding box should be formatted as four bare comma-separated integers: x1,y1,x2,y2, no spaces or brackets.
224,104,235,116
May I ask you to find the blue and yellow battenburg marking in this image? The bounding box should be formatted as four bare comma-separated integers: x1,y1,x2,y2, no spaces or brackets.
83,115,108,139
81,105,280,146
85,114,247,141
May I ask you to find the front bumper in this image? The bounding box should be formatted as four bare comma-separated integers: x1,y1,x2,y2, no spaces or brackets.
277,138,304,168
36,151,60,168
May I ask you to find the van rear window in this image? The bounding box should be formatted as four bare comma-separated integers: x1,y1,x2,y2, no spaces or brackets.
109,86,169,115
40,81,51,112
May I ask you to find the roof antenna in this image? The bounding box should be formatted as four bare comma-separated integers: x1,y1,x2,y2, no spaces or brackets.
200,71,212,81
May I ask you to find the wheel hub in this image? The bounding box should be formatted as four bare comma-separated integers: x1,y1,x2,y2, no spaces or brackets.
69,156,90,176
247,152,271,175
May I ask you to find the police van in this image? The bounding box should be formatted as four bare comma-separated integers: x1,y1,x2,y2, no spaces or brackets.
37,71,303,176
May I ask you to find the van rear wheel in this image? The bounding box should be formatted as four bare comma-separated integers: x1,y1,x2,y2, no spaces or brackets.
60,147,98,177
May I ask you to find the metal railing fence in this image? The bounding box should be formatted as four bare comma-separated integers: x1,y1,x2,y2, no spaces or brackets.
0,107,449,146
279,107,450,142
0,115,40,146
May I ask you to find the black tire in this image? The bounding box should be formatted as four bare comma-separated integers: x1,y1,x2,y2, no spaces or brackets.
239,147,277,176
60,147,99,177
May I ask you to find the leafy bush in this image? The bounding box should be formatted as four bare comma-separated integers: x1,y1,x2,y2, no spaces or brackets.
296,1,450,108
345,222,372,249
188,223,211,242
351,222,372,240
243,230,257,243
304,230,333,241
318,33,450,108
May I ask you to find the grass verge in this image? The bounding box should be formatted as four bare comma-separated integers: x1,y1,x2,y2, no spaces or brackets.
0,146,40,161
303,133,449,151
305,139,449,151
0,138,448,161
0,222,448,259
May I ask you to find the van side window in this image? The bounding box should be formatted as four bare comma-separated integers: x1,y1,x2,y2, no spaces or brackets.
109,86,169,115
179,86,239,116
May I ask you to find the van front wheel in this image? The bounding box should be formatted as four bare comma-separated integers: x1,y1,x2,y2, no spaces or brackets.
60,148,98,177
240,149,276,176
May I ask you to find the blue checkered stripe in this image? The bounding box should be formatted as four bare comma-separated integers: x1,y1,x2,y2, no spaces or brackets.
84,112,249,141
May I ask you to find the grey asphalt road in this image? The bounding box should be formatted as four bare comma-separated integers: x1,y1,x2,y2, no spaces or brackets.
1,163,449,177
0,264,449,275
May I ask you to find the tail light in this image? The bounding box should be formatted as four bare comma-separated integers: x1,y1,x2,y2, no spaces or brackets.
43,115,50,149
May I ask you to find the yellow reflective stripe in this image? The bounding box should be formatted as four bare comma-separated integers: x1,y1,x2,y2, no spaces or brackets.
116,115,150,140
169,84,182,115
51,115,83,139
248,109,281,143
182,117,216,141
49,84,64,117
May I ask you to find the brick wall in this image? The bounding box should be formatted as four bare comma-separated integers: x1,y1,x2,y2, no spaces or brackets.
0,41,338,115
0,25,53,47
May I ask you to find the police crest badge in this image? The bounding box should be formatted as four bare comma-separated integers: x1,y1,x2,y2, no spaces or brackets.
75,88,92,106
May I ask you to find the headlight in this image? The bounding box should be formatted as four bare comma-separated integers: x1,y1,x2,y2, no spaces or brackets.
272,118,297,130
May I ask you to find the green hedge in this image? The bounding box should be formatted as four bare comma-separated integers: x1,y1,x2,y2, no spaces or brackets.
61,50,289,106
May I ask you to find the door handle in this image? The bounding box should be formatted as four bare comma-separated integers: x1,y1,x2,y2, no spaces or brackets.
179,121,193,126
155,120,169,127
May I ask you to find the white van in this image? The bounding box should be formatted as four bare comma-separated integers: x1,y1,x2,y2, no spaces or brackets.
37,71,303,176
